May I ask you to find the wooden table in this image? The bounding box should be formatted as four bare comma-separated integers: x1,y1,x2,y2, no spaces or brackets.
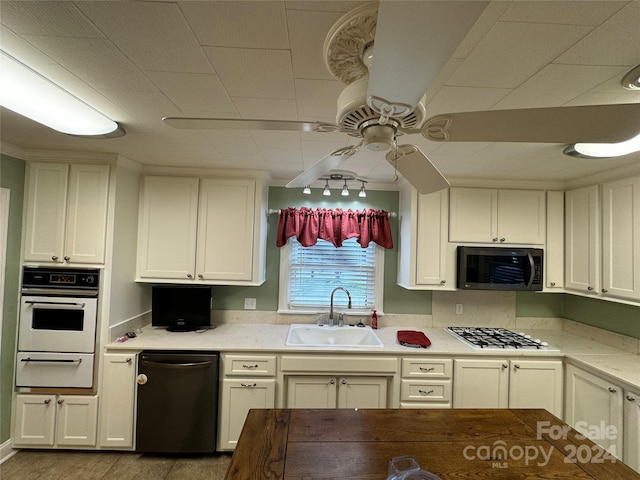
225,408,640,479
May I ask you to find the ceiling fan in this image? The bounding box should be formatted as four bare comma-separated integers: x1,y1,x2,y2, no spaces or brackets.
164,1,640,194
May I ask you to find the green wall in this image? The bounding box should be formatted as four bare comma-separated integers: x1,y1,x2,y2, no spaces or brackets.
1,153,25,444
213,186,432,313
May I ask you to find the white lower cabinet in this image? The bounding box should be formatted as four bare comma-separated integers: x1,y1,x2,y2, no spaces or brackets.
285,375,388,409
400,358,452,408
565,364,625,461
218,354,277,451
624,388,640,473
453,359,563,417
98,353,137,449
14,394,98,447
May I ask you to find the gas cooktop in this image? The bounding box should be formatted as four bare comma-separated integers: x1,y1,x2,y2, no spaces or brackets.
446,326,558,351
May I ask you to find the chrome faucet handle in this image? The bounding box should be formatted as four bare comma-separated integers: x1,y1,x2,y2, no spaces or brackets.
338,313,344,327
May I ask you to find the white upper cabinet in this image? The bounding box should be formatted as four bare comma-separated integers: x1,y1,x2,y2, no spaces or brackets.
449,188,546,244
601,176,640,300
565,185,600,295
137,174,267,285
397,185,455,290
23,162,110,265
544,191,565,290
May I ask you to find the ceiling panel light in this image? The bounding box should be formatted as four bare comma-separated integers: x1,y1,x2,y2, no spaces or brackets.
0,50,124,137
564,132,640,158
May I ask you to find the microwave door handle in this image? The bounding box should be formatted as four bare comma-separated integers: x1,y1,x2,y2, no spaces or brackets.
24,301,85,309
526,252,535,288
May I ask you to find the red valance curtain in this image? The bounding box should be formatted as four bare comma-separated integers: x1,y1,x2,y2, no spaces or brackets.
276,207,393,249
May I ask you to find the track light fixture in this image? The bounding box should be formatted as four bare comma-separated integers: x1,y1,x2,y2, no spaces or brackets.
303,185,311,195
300,170,368,197
359,181,367,198
322,180,331,196
341,180,350,196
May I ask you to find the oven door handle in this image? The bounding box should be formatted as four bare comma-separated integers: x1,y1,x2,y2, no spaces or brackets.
24,301,86,309
21,357,83,364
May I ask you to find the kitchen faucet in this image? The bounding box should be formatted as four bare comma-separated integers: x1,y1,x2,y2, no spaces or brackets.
329,287,352,326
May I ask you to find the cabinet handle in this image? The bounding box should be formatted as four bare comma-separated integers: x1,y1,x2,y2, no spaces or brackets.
242,364,259,369
514,364,521,369
418,389,434,395
439,280,446,285
502,364,508,369
197,274,204,279
125,357,132,364
419,367,435,372
57,399,64,405
64,256,70,261
550,282,556,287
240,383,257,388
587,286,594,291
499,238,505,242
608,387,617,393
51,255,59,261
627,395,636,402
186,273,193,279
341,379,347,385
44,399,51,405
601,289,608,293
492,238,498,242
330,379,335,385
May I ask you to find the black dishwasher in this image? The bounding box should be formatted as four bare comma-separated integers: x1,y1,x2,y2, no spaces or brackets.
136,351,219,453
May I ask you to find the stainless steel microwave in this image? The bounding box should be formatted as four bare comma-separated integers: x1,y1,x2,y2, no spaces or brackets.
457,246,543,291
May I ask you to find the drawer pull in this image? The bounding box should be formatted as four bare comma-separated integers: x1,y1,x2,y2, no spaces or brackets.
242,364,259,369
608,387,617,393
240,383,257,388
626,395,636,402
419,367,435,372
418,389,434,395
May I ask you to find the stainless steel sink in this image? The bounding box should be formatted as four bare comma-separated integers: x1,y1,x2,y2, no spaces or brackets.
285,324,383,347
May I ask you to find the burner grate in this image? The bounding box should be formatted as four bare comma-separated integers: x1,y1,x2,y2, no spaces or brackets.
447,327,551,350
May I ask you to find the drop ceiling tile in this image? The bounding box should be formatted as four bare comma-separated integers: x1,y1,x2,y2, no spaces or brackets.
21,35,158,91
0,1,103,37
499,1,627,26
425,86,512,115
565,91,640,106
287,9,344,80
447,21,592,88
250,131,302,150
180,1,289,49
144,71,237,115
77,1,213,73
285,1,367,13
294,79,344,119
208,137,261,155
493,64,628,109
232,98,298,120
98,90,181,124
205,47,294,99
261,149,304,164
554,1,640,66
452,1,511,59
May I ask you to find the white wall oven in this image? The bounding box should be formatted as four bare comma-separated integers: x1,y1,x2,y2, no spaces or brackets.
16,267,100,389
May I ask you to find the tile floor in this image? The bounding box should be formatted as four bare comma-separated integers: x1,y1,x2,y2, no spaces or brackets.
1,449,232,480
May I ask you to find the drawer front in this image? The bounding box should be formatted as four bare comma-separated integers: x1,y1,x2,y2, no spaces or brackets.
400,379,452,402
401,358,452,378
224,355,276,377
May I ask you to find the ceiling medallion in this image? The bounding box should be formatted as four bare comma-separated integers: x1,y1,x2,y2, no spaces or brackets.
323,3,378,85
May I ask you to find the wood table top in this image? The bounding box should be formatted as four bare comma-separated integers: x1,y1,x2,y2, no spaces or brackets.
225,408,640,479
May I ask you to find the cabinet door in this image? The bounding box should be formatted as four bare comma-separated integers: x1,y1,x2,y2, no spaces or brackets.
64,164,110,264
137,176,199,279
13,394,56,446
23,163,68,263
565,185,600,294
497,189,545,244
449,188,497,243
508,360,563,418
415,189,453,287
453,359,508,408
286,376,337,408
55,395,98,446
98,353,136,448
624,389,640,473
565,365,623,458
218,379,276,451
337,376,388,409
601,177,640,300
545,191,565,289
196,178,255,281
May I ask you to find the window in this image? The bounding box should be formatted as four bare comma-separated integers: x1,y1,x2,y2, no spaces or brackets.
278,237,384,314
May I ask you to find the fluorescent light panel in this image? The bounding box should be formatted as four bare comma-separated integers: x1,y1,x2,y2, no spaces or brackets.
0,50,119,136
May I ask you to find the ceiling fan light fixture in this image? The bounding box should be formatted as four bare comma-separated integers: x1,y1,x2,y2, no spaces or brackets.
302,185,311,195
564,132,640,158
621,65,640,90
323,180,331,196
0,50,123,137
341,180,350,196
362,124,395,151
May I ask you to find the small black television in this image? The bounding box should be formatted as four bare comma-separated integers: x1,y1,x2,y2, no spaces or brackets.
151,285,212,332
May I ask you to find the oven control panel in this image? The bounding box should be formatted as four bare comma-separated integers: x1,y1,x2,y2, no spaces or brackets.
22,267,100,290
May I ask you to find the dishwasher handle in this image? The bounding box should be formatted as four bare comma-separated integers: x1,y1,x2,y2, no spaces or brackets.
140,359,213,369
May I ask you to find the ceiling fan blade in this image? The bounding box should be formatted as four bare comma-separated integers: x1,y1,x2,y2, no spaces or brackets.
286,147,358,189
367,1,488,116
422,103,640,144
163,117,339,133
386,145,450,194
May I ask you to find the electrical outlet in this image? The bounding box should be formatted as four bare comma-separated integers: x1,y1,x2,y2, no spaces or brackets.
455,303,463,315
244,298,256,310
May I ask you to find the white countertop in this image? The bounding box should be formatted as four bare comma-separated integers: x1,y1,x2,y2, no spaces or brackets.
106,323,640,388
